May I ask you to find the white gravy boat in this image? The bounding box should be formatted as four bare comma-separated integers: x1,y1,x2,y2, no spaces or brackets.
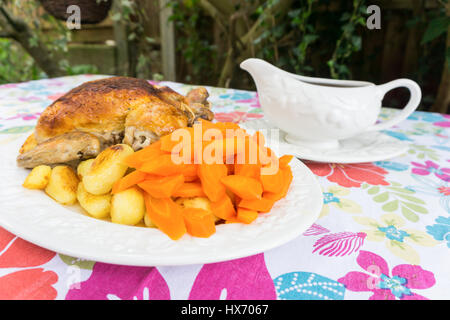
240,58,421,149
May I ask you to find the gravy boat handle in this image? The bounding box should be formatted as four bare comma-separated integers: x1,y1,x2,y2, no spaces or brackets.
366,79,422,132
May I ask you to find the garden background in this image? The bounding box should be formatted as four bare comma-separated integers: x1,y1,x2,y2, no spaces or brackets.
0,0,449,113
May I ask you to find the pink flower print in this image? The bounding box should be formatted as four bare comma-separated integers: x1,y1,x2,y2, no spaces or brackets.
438,186,450,196
303,223,330,236
214,111,264,124
236,93,261,108
4,112,41,121
189,254,276,300
434,114,450,128
312,232,366,257
18,96,41,102
411,161,450,182
65,263,170,300
47,93,65,101
338,250,435,300
0,83,18,89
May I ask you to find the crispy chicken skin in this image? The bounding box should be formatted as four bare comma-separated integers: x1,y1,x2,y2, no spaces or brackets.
17,77,213,168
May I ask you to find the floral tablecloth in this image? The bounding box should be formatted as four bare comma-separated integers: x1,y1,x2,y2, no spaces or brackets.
0,74,448,300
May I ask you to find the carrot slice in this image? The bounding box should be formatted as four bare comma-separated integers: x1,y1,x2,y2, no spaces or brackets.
220,175,263,200
225,218,241,224
173,182,206,198
182,208,216,238
140,154,191,176
215,121,241,133
234,163,261,180
239,197,275,213
112,170,148,194
184,175,198,182
264,166,293,201
197,163,227,202
160,127,195,154
236,136,267,166
226,163,235,175
124,141,163,168
210,194,236,220
252,131,266,146
138,174,184,198
181,164,198,177
236,207,258,224
279,155,294,168
144,194,186,240
260,167,284,193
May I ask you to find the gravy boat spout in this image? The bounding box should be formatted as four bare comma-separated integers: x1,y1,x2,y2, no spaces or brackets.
240,58,421,150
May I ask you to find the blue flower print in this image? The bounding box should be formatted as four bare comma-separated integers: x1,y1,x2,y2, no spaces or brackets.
382,130,413,142
378,225,410,242
378,274,412,299
219,91,254,101
374,161,409,171
408,111,445,123
323,192,340,205
426,216,450,248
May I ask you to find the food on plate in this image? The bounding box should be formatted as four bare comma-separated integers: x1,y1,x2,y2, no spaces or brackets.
182,208,216,238
236,207,258,224
144,195,187,240
144,213,156,228
21,117,294,240
17,77,213,168
111,120,294,239
175,196,220,223
82,144,134,195
77,182,111,219
44,166,79,205
76,159,94,179
111,187,145,225
22,165,52,189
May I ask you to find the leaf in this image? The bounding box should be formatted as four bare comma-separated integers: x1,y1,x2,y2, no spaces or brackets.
382,200,399,212
421,16,450,45
334,198,362,214
0,126,34,134
402,201,428,214
373,192,389,203
386,186,414,194
401,206,419,222
368,186,380,195
394,193,426,204
59,254,95,270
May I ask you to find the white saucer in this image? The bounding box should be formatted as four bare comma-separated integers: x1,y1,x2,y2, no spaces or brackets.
241,119,408,163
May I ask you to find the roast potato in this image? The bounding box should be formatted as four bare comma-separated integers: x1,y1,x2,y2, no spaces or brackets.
83,144,134,195
77,159,94,180
23,165,52,189
77,182,111,219
111,187,145,225
45,166,79,205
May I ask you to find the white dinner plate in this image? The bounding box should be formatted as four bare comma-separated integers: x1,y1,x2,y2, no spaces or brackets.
241,119,408,164
0,134,323,266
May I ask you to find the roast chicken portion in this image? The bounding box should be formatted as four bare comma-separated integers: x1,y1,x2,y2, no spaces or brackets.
17,77,214,168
